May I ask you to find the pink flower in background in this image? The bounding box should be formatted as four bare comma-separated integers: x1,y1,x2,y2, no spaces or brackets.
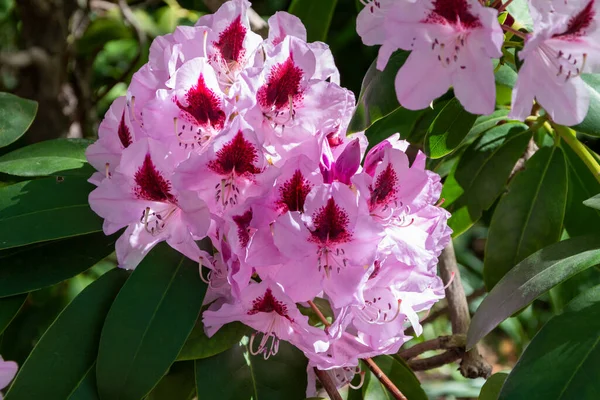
86,0,451,383
0,356,18,399
510,0,600,125
357,0,503,115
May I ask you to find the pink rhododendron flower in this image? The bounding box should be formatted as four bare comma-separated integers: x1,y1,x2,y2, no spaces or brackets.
357,0,503,115
86,0,452,389
510,0,600,125
0,356,18,399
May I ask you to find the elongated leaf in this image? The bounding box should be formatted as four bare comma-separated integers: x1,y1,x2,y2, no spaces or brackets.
177,320,250,361
0,232,117,297
288,0,337,42
442,123,531,237
97,244,206,400
575,74,600,136
5,269,128,400
468,235,600,349
0,294,27,335
0,138,94,177
563,144,600,236
67,365,100,400
479,373,508,400
0,92,37,148
348,51,411,133
484,146,568,289
195,339,308,400
147,361,195,400
0,177,102,250
425,98,478,159
499,287,600,399
362,356,427,400
466,109,511,141
584,194,600,210
365,107,426,148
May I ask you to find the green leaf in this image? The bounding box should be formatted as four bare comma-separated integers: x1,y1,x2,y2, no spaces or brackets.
0,177,102,250
348,51,411,133
0,138,94,177
574,74,600,136
97,244,206,400
77,17,133,56
506,0,533,31
0,232,117,298
483,146,568,289
468,235,600,349
0,294,27,335
563,144,600,236
5,269,128,400
194,339,308,400
67,366,100,400
288,0,338,42
362,356,427,400
479,373,508,400
425,98,478,159
365,107,426,148
0,92,37,148
177,320,250,361
442,123,531,237
466,109,511,140
147,361,196,400
584,194,600,210
499,287,600,399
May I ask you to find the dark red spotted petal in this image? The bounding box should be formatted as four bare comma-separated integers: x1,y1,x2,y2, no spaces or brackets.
257,55,303,111
214,15,247,63
134,154,176,203
208,131,261,176
277,170,313,213
118,111,133,148
369,163,398,208
232,209,253,248
248,288,293,321
310,198,352,244
426,0,481,28
556,0,595,38
176,75,225,130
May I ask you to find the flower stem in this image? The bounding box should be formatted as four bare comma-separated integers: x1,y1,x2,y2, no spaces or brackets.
307,300,408,400
501,24,527,39
498,0,515,13
552,124,600,184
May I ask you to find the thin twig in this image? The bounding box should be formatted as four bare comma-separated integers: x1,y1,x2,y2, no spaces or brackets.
438,242,492,379
501,24,527,39
314,368,344,400
407,350,463,371
307,300,407,400
397,334,466,361
498,0,515,13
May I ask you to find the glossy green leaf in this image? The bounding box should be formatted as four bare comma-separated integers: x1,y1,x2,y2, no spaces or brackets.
5,269,128,400
584,194,600,210
479,373,508,400
288,0,338,42
177,320,250,361
362,356,427,400
0,177,102,250
147,361,196,400
468,235,600,349
0,232,117,298
0,92,37,148
97,244,206,400
483,146,568,289
0,138,94,177
442,123,531,237
466,109,511,141
195,339,308,400
499,287,600,399
563,144,600,236
67,366,100,400
425,98,478,159
506,0,533,31
0,294,27,335
574,74,600,136
365,107,426,148
348,51,411,133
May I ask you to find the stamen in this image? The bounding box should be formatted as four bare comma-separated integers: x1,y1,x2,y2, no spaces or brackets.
105,163,110,179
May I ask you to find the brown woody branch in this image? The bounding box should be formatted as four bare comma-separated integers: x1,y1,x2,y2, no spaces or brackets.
397,334,466,361
313,368,343,400
407,350,463,371
438,242,492,379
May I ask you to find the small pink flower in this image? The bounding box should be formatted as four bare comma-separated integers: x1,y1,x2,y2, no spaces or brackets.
510,0,600,125
203,279,329,359
357,0,503,114
0,355,18,399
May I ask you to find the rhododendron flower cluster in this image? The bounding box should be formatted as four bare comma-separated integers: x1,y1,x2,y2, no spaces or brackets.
86,0,451,392
357,0,600,126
